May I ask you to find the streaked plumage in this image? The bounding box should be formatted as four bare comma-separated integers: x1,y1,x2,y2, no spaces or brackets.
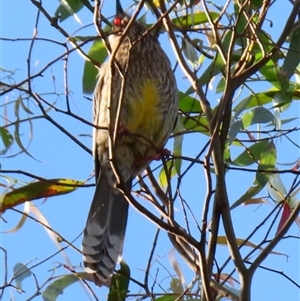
82,1,178,286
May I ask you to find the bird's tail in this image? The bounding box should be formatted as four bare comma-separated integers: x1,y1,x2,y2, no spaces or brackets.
82,170,130,286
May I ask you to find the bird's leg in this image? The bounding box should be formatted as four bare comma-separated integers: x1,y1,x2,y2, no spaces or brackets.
116,124,130,142
134,148,171,166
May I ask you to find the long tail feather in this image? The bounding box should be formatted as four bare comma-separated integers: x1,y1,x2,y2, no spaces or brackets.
82,171,130,286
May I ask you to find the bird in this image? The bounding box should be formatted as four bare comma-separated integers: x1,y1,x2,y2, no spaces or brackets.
82,0,178,286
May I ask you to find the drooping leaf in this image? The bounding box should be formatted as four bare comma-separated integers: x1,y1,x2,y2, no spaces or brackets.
234,87,300,117
217,236,286,256
14,121,31,158
251,0,264,9
255,140,277,185
155,296,177,301
194,51,225,91
232,140,269,167
173,115,184,175
241,107,275,129
55,0,84,22
82,39,108,94
185,31,234,94
224,143,231,163
0,127,14,155
228,120,243,145
267,172,287,202
12,108,37,160
170,278,184,296
13,263,32,291
234,1,248,36
234,93,273,117
182,114,209,134
42,273,87,301
159,160,177,189
276,202,291,234
266,171,299,229
19,97,34,115
216,76,226,93
258,56,281,88
232,141,276,208
108,261,130,301
231,184,264,209
169,249,185,287
272,91,292,112
2,203,29,233
178,92,202,113
172,11,219,27
243,197,269,206
280,26,300,87
0,179,84,212
271,117,298,127
182,38,198,67
29,203,73,267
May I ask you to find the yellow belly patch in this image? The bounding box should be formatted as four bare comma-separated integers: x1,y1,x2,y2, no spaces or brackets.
126,80,162,134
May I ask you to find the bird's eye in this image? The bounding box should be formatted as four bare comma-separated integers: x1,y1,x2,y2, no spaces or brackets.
114,16,122,27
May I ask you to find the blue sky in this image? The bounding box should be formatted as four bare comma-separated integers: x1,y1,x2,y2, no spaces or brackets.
1,1,299,300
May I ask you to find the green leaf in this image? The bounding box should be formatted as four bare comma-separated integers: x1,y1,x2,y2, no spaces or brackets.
13,263,32,291
185,31,234,94
155,296,177,301
178,92,202,113
241,107,275,129
234,1,248,35
267,172,287,203
272,91,292,112
182,38,198,66
173,116,184,175
0,127,14,155
281,26,300,84
172,11,219,27
251,0,264,9
55,0,84,22
224,143,231,163
1,179,84,213
159,160,177,189
232,140,269,167
234,86,300,117
170,278,184,295
216,76,226,93
182,115,209,134
42,273,87,301
258,57,281,89
231,184,264,209
234,92,273,116
82,40,108,94
255,140,277,185
14,95,22,117
196,52,225,91
228,120,242,145
20,97,34,115
14,119,36,160
232,141,276,209
108,261,130,301
270,117,298,126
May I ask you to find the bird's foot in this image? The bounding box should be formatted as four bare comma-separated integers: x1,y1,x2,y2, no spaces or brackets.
135,148,171,166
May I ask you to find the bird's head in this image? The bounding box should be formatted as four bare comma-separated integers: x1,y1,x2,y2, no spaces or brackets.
109,0,147,38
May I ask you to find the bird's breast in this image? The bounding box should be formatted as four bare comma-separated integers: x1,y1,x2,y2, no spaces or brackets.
125,79,163,138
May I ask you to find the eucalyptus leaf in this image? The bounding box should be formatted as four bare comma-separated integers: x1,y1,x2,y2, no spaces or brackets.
82,40,108,94
241,107,275,129
13,263,32,291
